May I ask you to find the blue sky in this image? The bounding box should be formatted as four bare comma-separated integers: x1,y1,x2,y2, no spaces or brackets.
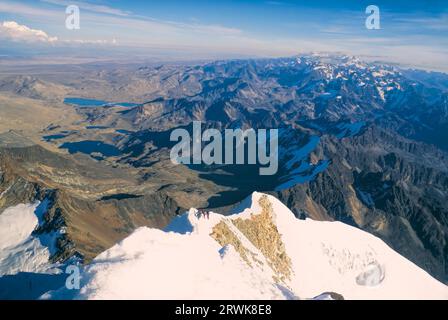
0,0,447,70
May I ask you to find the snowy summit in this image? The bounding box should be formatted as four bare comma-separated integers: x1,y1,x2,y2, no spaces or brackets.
45,192,448,300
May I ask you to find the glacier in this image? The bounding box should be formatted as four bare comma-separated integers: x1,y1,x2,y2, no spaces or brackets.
43,192,448,300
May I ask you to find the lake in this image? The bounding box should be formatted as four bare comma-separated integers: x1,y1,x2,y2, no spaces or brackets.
43,134,67,141
86,126,109,130
59,141,121,157
64,97,139,108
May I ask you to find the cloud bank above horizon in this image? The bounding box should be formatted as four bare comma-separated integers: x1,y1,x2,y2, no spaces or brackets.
0,0,447,71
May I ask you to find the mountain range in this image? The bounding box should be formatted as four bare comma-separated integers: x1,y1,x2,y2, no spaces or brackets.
0,54,447,299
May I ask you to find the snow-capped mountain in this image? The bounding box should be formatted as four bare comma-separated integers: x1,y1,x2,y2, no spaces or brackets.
0,201,60,276
1,55,447,299
44,192,448,300
90,55,447,147
0,199,72,300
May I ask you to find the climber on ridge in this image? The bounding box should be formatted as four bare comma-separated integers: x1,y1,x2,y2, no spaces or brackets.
197,209,210,220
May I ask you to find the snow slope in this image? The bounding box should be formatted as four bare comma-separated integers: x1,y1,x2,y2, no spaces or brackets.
46,192,448,300
0,201,59,276
276,132,330,191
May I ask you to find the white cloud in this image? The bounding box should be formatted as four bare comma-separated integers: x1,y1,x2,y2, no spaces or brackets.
0,20,117,46
0,1,446,72
0,21,58,43
0,1,242,41
63,38,118,45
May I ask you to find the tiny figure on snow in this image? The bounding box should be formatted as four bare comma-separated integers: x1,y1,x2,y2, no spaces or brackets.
197,209,210,220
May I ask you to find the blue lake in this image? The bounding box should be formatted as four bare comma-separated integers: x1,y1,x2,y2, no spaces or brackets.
64,98,108,107
116,129,135,134
59,141,120,157
43,134,68,141
114,102,139,107
86,126,109,130
64,97,139,108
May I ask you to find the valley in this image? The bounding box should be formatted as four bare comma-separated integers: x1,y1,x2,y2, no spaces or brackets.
0,55,447,295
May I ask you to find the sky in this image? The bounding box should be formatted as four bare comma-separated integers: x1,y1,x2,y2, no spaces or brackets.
0,0,447,71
